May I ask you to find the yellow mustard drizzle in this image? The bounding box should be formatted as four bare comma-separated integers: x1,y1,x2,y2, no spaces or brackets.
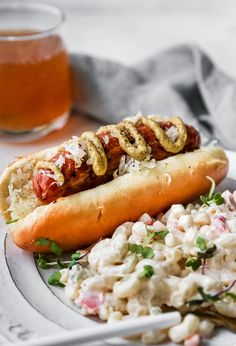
141,117,187,154
100,120,149,161
36,116,187,179
93,116,187,175
80,131,107,176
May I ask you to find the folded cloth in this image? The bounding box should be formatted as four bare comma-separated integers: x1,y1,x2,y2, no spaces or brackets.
70,45,236,150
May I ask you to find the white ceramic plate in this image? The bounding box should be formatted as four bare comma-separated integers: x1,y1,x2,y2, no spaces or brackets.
1,150,236,346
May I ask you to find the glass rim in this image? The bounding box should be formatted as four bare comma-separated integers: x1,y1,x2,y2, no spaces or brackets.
0,1,65,41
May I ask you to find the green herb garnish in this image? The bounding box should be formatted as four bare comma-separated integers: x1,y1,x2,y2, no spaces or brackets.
68,251,81,269
188,287,219,305
56,258,68,269
138,265,155,279
35,241,89,289
35,253,51,269
188,280,236,306
185,239,217,274
35,253,65,270
224,292,236,301
142,247,155,259
197,244,217,259
157,230,169,239
48,271,65,287
35,238,90,290
200,176,224,206
144,230,169,246
36,238,52,247
198,287,219,302
130,244,154,259
35,248,85,270
130,244,143,254
6,218,19,224
185,257,201,271
71,252,81,260
68,259,76,269
35,238,63,256
200,193,224,206
50,241,63,256
195,236,207,252
147,230,169,240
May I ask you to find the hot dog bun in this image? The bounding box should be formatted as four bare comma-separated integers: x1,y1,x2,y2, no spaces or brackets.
0,145,228,252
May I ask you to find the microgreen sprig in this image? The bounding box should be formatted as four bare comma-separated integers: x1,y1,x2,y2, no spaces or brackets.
224,292,236,302
35,237,87,272
35,238,95,288
35,253,52,269
197,244,217,259
185,257,202,271
35,250,85,271
35,238,63,256
188,280,236,306
68,251,82,269
147,230,169,241
185,237,217,274
48,271,65,287
138,265,155,279
195,236,207,252
200,176,224,206
6,218,19,225
130,244,154,259
38,250,88,288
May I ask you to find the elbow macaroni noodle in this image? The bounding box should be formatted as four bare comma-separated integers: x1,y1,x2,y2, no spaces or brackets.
60,190,236,344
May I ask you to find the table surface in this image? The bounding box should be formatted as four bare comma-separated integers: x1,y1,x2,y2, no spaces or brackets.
0,3,236,344
1,0,236,169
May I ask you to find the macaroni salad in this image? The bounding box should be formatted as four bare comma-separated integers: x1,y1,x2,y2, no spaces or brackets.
58,188,236,345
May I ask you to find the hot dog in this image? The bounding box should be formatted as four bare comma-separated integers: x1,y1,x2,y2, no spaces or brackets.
33,120,200,203
0,115,228,252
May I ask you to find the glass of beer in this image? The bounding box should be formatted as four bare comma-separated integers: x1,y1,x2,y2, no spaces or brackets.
0,3,71,141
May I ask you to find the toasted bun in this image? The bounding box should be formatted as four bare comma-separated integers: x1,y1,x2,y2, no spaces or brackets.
0,146,228,252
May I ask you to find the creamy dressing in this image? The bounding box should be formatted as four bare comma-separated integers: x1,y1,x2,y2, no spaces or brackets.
60,190,236,344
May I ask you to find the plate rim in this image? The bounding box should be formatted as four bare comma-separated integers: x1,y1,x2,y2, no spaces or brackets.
2,151,236,345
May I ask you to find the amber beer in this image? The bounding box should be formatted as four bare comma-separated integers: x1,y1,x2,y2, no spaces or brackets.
0,31,71,132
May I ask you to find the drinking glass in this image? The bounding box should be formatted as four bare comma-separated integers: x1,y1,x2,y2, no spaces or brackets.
0,2,71,141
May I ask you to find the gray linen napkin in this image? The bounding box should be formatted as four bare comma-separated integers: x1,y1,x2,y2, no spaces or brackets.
70,45,236,150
